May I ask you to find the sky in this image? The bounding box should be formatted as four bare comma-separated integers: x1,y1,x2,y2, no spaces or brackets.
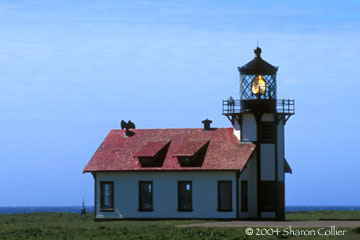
0,0,359,206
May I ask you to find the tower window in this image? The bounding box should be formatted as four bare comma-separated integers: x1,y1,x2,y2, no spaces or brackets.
241,181,248,212
260,123,274,142
139,181,153,211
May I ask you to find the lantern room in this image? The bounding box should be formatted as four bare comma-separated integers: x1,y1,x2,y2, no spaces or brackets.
238,47,278,100
222,47,294,122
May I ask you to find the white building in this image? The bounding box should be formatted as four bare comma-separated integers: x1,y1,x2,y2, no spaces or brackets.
83,47,294,220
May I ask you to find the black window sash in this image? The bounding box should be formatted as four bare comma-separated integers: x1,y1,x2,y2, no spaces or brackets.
260,123,275,142
217,181,232,211
139,181,153,211
241,181,248,211
260,181,275,212
100,181,114,211
178,181,192,211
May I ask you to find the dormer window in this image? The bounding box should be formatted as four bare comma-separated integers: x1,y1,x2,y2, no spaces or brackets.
174,139,210,167
177,156,193,164
134,141,170,167
138,157,154,164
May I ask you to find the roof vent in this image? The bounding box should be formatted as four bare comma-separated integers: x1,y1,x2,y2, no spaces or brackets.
202,119,212,130
121,120,136,137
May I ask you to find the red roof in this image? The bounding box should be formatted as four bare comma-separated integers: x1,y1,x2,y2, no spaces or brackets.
173,139,209,157
83,128,255,172
134,140,170,157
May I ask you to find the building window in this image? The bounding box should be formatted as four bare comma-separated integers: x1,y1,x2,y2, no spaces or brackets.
261,181,275,212
241,181,248,212
139,181,153,211
138,157,154,164
260,123,274,142
178,181,192,211
100,181,114,211
218,181,232,211
177,156,193,164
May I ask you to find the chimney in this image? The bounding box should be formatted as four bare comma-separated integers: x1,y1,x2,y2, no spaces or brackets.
202,119,212,130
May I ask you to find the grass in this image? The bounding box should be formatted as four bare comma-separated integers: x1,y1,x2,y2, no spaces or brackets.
0,211,359,239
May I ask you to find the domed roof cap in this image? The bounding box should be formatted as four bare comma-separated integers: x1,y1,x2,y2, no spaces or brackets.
238,47,278,75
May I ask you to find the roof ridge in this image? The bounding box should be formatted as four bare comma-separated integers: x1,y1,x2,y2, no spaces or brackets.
111,127,233,131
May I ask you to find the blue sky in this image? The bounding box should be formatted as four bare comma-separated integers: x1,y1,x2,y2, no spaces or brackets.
0,0,359,206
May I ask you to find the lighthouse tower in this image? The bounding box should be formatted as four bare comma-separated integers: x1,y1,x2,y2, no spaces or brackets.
223,47,294,220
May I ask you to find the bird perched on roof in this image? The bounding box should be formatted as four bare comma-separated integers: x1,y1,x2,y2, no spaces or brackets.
121,120,136,137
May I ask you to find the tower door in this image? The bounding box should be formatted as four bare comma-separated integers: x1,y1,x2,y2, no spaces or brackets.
277,182,285,220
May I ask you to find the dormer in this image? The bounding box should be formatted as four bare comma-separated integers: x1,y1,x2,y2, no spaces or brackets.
134,140,171,167
173,139,210,167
